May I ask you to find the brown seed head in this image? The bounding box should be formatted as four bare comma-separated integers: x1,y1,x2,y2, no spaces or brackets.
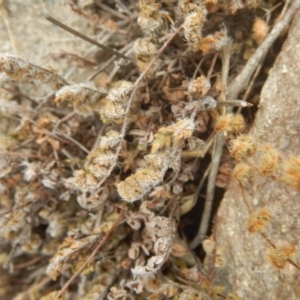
215,114,245,134
257,145,280,176
195,31,228,53
248,208,272,234
252,17,269,42
280,156,300,192
232,163,254,183
230,135,257,161
188,75,211,96
266,244,296,269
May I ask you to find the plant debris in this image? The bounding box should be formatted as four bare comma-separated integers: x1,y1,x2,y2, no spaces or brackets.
1,1,300,299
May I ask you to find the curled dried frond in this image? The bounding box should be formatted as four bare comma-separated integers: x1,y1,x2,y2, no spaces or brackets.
172,118,195,144
0,53,68,88
151,131,173,153
135,56,161,75
146,216,174,239
77,187,109,210
131,255,165,277
229,135,257,161
107,287,128,300
117,168,164,202
55,84,106,116
107,80,133,103
117,152,170,202
117,151,170,202
134,38,158,74
248,208,272,234
98,130,121,149
46,235,98,280
74,169,98,192
151,118,195,153
131,215,174,277
74,130,121,192
99,80,133,123
138,0,162,32
1,1,295,298
134,38,158,56
182,5,207,45
138,12,162,32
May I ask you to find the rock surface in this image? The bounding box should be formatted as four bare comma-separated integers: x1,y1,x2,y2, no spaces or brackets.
215,11,300,300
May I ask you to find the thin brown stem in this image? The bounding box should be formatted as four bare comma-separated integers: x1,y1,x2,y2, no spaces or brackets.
190,39,232,250
287,259,300,271
14,256,44,269
53,203,126,300
190,133,225,249
207,53,218,81
238,181,252,213
207,219,217,296
45,15,133,62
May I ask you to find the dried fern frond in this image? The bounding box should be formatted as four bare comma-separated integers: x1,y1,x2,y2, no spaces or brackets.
182,5,207,45
138,0,163,32
46,235,99,280
99,80,133,123
152,118,195,153
0,53,68,89
131,216,175,277
74,130,121,192
117,150,170,202
55,83,107,116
